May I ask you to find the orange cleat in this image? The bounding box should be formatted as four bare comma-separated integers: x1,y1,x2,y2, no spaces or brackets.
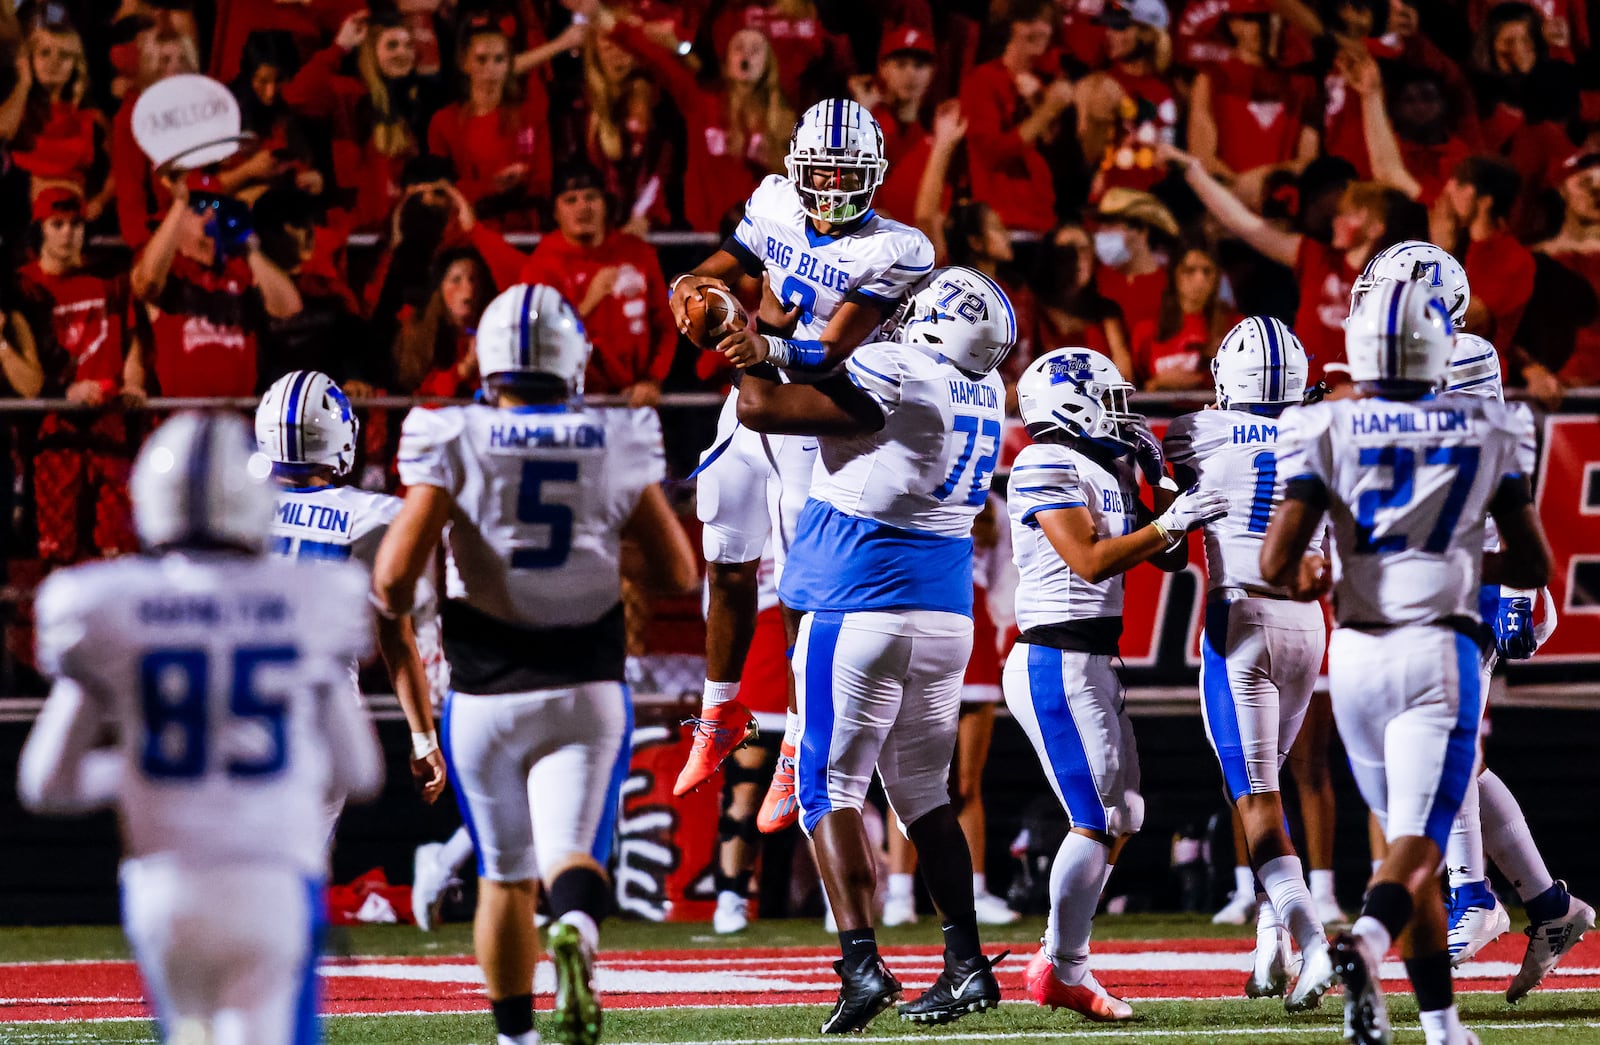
757,740,800,832
1024,948,1132,1022
673,701,758,796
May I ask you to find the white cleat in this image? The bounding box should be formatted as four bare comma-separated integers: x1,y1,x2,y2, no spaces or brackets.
1448,900,1511,967
1508,891,1596,1003
713,891,749,934
1315,894,1351,929
1244,932,1288,999
1213,890,1256,925
1286,941,1337,1013
412,842,450,932
973,889,1020,925
882,894,918,927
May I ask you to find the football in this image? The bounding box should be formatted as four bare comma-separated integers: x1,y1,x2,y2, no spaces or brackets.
683,285,749,350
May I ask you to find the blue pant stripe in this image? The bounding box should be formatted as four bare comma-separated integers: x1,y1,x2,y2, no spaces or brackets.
1026,644,1108,833
439,691,486,879
1201,601,1252,801
293,876,327,1045
798,613,844,833
591,686,635,864
1423,633,1484,848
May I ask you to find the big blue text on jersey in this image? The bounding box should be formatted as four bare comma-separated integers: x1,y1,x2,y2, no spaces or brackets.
764,239,851,291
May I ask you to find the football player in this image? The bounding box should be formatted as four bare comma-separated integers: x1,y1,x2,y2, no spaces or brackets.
669,98,935,830
1435,336,1594,993
1164,317,1336,1011
18,411,384,1044
372,284,697,1045
1261,283,1553,1045
1005,349,1226,1022
734,267,1014,1033
255,370,447,837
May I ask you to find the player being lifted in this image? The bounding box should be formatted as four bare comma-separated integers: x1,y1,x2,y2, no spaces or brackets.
18,412,385,1044
373,284,697,1045
255,370,447,833
1005,349,1228,1022
669,98,935,831
1352,245,1595,994
1261,282,1553,1045
1164,318,1336,1011
734,267,1015,1033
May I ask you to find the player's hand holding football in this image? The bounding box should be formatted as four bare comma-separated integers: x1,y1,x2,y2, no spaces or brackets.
412,748,447,804
669,274,731,333
719,327,770,369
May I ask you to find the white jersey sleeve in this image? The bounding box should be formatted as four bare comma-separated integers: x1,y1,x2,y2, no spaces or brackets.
1006,442,1138,631
730,175,933,341
1166,409,1323,594
1482,401,1538,553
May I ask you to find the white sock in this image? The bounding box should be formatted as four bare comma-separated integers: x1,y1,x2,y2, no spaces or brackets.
1351,914,1392,959
1371,859,1384,877
702,679,739,712
1310,868,1336,901
1446,775,1485,889
1418,1003,1464,1045
498,1033,538,1045
1048,833,1108,967
441,826,475,875
1479,768,1555,902
558,910,599,952
972,872,988,897
1259,855,1325,955
782,709,801,750
1233,865,1254,898
1101,861,1115,897
1255,893,1282,959
888,872,914,901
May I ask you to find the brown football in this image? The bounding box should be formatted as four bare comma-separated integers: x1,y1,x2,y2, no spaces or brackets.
683,285,749,350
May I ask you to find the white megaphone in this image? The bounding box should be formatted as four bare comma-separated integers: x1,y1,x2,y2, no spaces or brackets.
131,74,255,175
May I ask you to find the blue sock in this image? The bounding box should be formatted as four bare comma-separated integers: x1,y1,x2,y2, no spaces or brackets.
1455,879,1496,910
1525,882,1570,924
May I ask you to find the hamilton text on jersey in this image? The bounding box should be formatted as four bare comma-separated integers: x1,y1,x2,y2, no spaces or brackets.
274,502,352,533
1350,408,1469,435
488,421,606,450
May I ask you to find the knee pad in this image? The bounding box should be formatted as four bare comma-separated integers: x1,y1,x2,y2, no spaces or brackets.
1109,790,1145,837
722,756,768,790
718,812,760,846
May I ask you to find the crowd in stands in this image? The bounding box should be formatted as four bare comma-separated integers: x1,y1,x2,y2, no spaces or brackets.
2,0,1600,568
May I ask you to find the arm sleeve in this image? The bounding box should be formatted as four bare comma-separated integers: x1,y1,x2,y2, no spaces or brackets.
1009,451,1089,528
471,224,531,292
609,408,668,523
313,574,383,801
844,342,907,412
851,232,935,308
281,45,347,119
397,407,466,495
112,105,155,249
1162,413,1198,467
33,571,90,680
1276,405,1335,488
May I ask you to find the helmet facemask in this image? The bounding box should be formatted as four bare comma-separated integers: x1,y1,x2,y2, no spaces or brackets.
786,154,885,224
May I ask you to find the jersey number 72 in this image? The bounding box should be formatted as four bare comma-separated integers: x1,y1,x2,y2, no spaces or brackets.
933,414,1002,507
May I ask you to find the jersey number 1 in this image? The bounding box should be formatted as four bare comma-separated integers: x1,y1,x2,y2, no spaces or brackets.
934,414,1001,506
139,646,298,780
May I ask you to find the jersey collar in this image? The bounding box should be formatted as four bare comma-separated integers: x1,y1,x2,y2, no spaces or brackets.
805,209,875,249
504,404,570,414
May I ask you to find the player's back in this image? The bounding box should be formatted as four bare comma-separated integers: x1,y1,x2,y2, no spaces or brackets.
33,553,373,875
267,484,399,568
1279,395,1525,629
1007,441,1139,634
1167,408,1320,594
398,404,664,629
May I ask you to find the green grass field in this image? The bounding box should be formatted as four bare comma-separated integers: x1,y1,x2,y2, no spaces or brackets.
2,916,1595,1044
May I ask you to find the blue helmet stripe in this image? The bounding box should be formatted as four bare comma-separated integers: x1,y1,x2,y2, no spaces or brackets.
1261,317,1283,401
969,268,1016,346
830,98,845,149
1385,284,1406,378
282,370,310,461
519,284,536,369
186,414,214,542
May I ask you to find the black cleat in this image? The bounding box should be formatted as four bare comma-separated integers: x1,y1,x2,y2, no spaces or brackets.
899,949,1008,1024
1331,931,1390,1045
821,952,902,1034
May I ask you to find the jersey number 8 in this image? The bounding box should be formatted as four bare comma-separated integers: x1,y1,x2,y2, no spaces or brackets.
139,646,299,780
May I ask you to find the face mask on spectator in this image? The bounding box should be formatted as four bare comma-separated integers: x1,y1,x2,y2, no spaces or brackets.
1094,228,1132,268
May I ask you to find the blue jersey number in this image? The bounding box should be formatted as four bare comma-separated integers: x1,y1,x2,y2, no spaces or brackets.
933,414,1002,506
778,276,818,327
139,646,297,780
512,460,578,570
1246,451,1277,534
269,536,351,562
1354,445,1480,555
934,280,986,323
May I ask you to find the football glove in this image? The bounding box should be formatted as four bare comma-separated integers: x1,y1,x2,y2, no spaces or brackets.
1152,485,1229,544
1492,592,1537,660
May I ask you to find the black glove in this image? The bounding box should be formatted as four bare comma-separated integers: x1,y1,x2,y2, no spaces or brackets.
1127,421,1167,487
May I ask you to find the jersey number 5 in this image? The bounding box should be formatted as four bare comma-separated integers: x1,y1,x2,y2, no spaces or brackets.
139,646,298,780
934,414,1002,506
513,460,577,569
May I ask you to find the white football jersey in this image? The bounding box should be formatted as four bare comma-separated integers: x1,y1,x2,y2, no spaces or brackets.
267,485,399,568
397,404,665,628
1481,401,1538,553
1278,396,1528,628
1166,409,1325,594
1007,442,1141,631
32,553,374,876
731,175,934,341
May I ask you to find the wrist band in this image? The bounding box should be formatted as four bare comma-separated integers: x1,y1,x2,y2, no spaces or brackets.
669,273,696,298
368,589,404,620
1150,519,1177,547
411,730,439,760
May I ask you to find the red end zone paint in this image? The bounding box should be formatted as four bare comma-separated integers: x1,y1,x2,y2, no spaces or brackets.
1,937,1596,1025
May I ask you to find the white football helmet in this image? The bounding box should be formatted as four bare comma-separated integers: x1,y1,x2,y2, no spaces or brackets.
1016,348,1138,447
895,267,1017,374
1441,333,1504,400
475,283,592,395
1212,316,1309,409
1345,280,1456,386
786,98,888,224
1350,239,1470,326
131,411,275,552
255,370,358,476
